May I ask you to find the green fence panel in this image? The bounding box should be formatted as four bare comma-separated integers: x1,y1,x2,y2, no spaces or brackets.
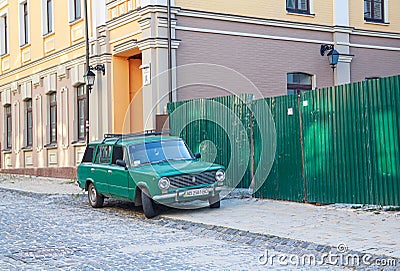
168,75,400,206
365,76,400,206
254,95,304,202
302,75,400,206
168,94,253,189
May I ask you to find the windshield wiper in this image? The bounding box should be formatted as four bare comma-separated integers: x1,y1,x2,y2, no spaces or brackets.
151,158,192,165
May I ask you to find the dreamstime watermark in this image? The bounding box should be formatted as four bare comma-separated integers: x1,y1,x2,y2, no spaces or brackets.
258,244,398,267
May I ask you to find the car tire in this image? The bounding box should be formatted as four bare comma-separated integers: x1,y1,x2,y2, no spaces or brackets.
88,182,104,208
141,189,158,219
209,194,220,208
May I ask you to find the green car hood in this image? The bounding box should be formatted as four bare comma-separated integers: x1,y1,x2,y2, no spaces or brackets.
129,160,223,178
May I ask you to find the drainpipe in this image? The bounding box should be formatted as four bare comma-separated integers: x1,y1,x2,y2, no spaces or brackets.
167,0,172,103
84,0,90,144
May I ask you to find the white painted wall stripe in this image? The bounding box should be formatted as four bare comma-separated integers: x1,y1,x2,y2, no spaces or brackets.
176,26,400,51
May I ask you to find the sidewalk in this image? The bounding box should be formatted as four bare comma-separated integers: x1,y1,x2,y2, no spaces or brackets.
0,173,399,259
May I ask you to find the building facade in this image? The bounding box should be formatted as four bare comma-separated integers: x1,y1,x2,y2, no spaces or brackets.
0,0,109,176
0,0,399,175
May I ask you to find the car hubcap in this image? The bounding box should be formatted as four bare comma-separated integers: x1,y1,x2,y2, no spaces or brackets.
90,186,96,203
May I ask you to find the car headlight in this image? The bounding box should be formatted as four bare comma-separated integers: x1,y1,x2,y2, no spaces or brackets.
215,169,225,182
158,177,170,190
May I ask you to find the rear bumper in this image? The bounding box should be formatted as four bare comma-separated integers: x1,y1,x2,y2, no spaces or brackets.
153,186,224,202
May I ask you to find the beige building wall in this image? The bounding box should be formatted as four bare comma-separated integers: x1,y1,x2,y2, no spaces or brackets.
0,0,110,176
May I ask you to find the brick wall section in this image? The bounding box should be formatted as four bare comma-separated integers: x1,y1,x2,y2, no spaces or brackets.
175,29,334,100
350,47,400,82
0,167,77,179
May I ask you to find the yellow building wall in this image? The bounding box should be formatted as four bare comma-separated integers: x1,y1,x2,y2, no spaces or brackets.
349,0,400,33
109,21,142,45
0,0,88,77
175,0,334,26
111,56,131,134
129,58,143,133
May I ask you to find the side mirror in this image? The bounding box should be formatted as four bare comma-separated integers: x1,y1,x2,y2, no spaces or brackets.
116,159,127,169
194,153,201,159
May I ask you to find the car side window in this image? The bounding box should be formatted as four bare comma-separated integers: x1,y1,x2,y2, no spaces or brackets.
94,145,112,164
81,145,95,163
112,146,123,165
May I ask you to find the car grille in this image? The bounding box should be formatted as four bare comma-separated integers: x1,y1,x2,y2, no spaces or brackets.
169,171,217,188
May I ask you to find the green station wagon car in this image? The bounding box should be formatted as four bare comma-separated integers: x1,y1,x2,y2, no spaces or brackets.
77,132,225,218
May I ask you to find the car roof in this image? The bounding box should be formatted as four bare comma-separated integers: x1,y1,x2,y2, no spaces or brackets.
89,135,182,146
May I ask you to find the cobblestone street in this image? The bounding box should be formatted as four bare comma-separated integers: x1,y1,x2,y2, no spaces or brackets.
0,188,357,271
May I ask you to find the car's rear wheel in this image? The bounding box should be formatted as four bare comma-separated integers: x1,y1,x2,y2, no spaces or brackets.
141,189,158,218
209,194,220,208
88,182,104,208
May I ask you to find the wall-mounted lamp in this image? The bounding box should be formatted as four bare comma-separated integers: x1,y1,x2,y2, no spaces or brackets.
320,44,339,70
89,64,106,76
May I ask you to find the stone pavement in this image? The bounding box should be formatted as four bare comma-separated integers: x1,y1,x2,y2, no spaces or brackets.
0,188,352,270
0,173,399,270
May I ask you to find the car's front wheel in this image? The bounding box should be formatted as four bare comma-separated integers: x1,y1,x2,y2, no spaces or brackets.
141,189,158,218
209,194,220,208
88,182,104,208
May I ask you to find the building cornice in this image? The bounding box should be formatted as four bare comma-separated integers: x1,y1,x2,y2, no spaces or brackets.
107,5,180,30
0,42,85,83
0,0,8,9
137,37,181,51
175,26,333,46
107,9,141,30
177,8,334,33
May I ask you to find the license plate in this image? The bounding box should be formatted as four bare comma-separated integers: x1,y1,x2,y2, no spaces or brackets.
183,188,210,197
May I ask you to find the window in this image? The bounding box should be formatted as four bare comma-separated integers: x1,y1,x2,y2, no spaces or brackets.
22,2,29,45
286,0,310,14
112,146,124,164
0,14,8,55
43,0,53,34
69,0,81,21
5,105,12,149
82,145,95,163
364,0,384,22
19,1,30,45
128,140,193,167
25,99,33,147
287,73,313,95
77,85,86,141
49,92,57,144
94,145,112,164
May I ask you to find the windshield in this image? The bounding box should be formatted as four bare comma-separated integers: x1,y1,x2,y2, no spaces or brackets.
128,140,193,167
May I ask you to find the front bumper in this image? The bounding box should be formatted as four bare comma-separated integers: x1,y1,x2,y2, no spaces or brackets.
153,185,224,202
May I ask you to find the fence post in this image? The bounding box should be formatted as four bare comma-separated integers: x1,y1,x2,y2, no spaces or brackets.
298,92,307,202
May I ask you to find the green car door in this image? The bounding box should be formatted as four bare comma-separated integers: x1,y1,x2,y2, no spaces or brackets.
107,145,130,199
91,144,113,197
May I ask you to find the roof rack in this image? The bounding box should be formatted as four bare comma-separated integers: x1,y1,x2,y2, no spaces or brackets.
102,130,170,144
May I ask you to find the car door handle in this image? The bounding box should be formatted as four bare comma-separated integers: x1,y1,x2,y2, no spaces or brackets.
107,170,112,174
91,168,95,173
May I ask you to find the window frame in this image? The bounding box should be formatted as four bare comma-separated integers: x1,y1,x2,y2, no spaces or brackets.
25,99,33,147
0,13,8,55
49,92,57,144
364,0,384,22
5,105,12,150
286,0,310,15
77,84,86,141
46,0,53,34
287,72,313,95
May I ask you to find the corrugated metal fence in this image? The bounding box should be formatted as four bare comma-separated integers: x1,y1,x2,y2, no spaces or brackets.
168,75,400,206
